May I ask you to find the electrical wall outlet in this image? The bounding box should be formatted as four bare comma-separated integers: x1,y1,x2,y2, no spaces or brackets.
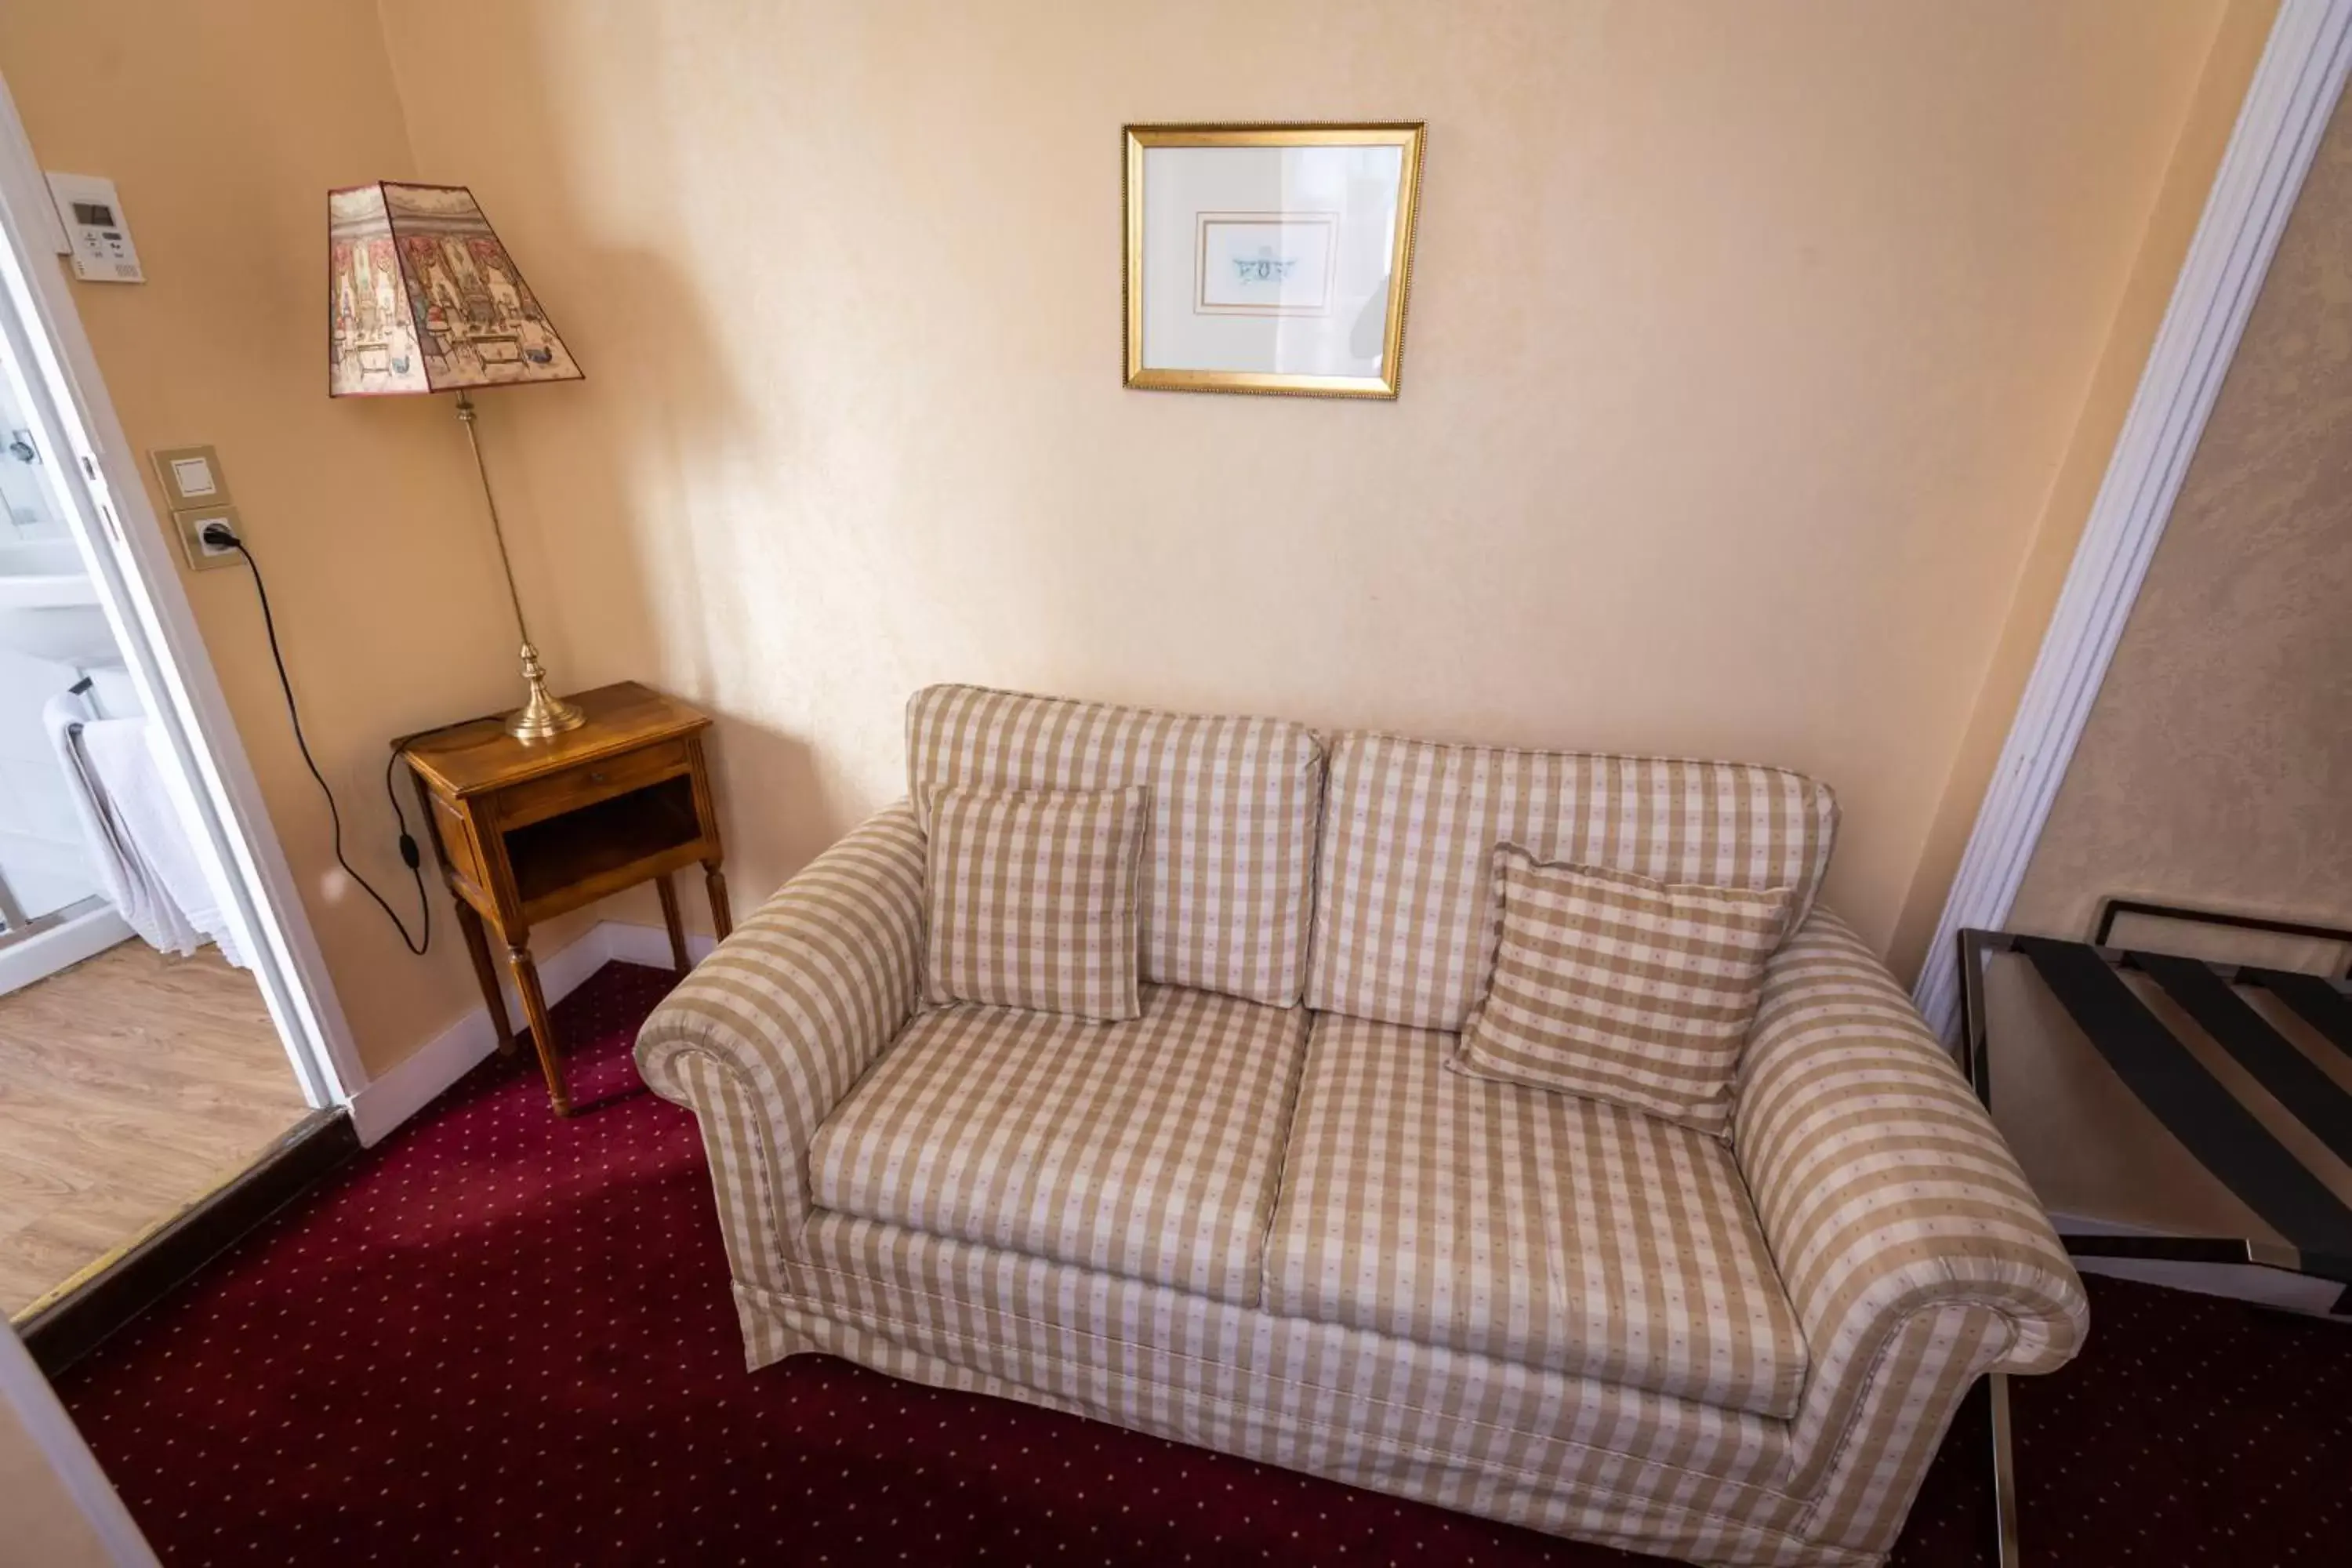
173,503,242,572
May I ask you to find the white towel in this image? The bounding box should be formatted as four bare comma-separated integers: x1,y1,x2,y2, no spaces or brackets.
41,689,246,967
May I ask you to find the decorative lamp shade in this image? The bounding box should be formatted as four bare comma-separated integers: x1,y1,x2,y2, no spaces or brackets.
327,181,582,397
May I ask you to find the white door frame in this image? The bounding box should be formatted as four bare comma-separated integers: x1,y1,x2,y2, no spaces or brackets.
0,74,363,1106
1914,0,2352,1040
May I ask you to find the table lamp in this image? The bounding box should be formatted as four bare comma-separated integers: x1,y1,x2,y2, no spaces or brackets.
326,181,586,739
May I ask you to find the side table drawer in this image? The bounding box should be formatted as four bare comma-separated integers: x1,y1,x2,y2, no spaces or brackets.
495,738,692,829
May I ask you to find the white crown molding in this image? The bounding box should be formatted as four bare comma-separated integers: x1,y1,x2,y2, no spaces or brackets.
1915,0,2352,1040
348,921,713,1145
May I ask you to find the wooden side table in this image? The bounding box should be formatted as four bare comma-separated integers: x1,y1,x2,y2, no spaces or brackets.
397,681,730,1116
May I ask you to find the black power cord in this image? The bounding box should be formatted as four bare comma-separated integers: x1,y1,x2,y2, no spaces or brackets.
204,520,430,956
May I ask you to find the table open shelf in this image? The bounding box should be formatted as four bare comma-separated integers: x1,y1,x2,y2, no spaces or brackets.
505,775,702,915
398,682,730,1116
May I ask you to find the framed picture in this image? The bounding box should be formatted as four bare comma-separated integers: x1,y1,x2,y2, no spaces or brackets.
1123,123,1425,398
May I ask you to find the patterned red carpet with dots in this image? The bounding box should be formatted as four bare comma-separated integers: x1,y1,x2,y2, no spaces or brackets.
56,961,2352,1566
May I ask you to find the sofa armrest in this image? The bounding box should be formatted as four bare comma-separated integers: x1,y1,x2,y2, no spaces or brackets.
1734,907,2086,1550
635,800,925,1267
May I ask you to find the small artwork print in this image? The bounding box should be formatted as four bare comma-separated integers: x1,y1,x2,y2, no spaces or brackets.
1125,125,1424,397
1196,214,1338,317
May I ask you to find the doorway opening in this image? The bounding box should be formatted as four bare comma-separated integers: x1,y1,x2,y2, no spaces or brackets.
0,78,358,1322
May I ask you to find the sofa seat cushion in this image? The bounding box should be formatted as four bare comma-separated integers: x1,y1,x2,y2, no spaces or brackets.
1267,1011,1809,1418
809,984,1310,1306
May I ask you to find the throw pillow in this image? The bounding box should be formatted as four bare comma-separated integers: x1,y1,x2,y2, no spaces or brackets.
1449,843,1794,1136
924,784,1149,1022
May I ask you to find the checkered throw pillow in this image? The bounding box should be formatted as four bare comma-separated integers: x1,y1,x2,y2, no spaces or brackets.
924,785,1149,1022
1449,843,1794,1136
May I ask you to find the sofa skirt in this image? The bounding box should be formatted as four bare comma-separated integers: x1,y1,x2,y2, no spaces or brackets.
726,1211,1889,1568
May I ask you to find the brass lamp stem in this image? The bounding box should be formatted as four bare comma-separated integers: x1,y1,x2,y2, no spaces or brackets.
455,393,583,740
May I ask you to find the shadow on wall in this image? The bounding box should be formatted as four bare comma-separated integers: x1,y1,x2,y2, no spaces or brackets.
408,12,835,923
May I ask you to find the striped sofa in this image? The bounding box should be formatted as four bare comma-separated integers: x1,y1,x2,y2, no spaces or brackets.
636,685,2086,1567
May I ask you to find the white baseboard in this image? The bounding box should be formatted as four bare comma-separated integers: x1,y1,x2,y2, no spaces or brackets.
2074,1256,2346,1316
0,903,132,996
602,920,719,971
347,920,714,1146
2056,1211,2350,1318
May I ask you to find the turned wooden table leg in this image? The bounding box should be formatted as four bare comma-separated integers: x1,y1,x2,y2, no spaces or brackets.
456,902,516,1056
504,939,571,1117
704,858,733,941
655,871,691,976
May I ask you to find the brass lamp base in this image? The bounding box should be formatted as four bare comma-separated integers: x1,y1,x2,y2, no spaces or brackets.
456,397,583,742
506,641,586,741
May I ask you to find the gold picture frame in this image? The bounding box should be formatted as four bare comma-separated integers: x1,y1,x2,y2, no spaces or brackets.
1123,123,1425,399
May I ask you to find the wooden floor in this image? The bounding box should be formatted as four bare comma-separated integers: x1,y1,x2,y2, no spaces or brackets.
0,939,307,1318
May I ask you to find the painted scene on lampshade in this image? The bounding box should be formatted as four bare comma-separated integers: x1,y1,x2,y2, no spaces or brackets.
327,180,580,397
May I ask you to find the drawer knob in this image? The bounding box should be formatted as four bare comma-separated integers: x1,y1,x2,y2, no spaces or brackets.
587,770,609,786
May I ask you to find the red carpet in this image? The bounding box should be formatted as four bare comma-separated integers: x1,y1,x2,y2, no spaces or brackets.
56,961,2352,1566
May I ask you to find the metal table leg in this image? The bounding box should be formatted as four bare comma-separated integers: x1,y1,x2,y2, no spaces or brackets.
1958,934,2021,1564
1990,1372,2020,1567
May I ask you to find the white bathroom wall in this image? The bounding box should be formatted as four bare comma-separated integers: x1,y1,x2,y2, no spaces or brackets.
0,440,56,538
0,343,61,540
0,644,93,921
0,325,100,928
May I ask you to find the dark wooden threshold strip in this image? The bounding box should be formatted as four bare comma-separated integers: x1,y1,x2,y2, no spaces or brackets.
15,1108,359,1377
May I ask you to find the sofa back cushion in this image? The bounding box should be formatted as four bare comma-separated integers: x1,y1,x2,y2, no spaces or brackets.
1307,731,1838,1032
908,684,1326,1007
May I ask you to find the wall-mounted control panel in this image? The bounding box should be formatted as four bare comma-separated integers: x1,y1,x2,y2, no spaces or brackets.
150,445,241,571
45,172,143,283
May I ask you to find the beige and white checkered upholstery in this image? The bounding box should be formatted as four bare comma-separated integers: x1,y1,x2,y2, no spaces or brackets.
907,684,1325,1007
1735,906,2088,1542
1308,731,1838,1032
809,985,1309,1305
1452,846,1794,1136
638,771,2084,1566
1270,1010,1809,1418
924,784,1149,1020
786,1213,1822,1565
636,801,927,1264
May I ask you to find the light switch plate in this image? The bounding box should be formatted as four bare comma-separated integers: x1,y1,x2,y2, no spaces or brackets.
172,503,242,572
150,444,231,508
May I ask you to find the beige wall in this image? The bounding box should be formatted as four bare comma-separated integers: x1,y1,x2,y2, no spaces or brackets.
1888,0,2279,975
2010,82,2352,944
0,0,2279,1083
0,1400,114,1568
0,0,599,1077
1,1330,118,1568
375,0,2252,961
